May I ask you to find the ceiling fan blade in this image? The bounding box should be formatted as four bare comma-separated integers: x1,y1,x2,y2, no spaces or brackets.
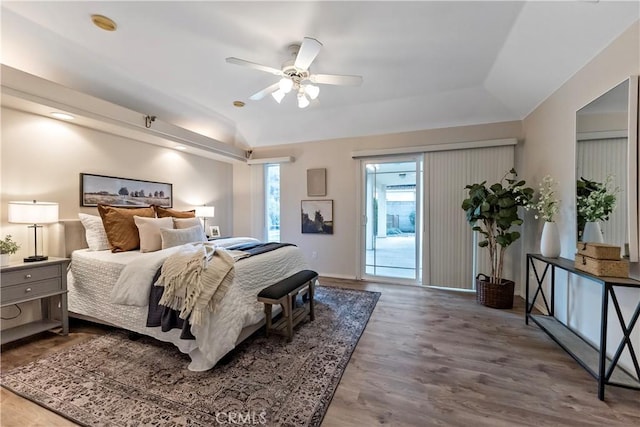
310,73,363,86
226,57,283,76
294,37,322,71
249,83,280,101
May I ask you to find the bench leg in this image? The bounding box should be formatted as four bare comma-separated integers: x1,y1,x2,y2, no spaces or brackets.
309,279,315,322
285,294,293,342
264,303,272,337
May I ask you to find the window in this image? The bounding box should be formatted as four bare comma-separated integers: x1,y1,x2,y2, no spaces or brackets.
265,164,280,242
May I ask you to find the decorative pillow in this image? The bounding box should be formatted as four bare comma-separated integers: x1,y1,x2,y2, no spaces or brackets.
174,217,202,230
97,205,155,252
160,225,207,249
78,213,110,251
154,206,196,218
134,216,174,253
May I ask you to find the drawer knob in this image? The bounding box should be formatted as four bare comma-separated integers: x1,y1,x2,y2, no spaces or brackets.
25,274,32,279
25,287,32,293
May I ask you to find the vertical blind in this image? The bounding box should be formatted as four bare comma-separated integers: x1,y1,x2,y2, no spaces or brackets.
425,145,515,289
576,137,628,248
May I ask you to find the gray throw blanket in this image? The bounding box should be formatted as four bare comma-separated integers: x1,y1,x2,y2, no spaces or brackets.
156,243,235,327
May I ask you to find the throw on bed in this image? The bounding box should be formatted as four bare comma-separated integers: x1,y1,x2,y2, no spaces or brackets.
156,243,234,327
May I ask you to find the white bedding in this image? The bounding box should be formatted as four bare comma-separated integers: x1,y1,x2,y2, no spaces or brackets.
68,237,310,370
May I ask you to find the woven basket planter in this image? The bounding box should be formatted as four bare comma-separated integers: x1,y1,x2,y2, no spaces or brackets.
475,274,515,309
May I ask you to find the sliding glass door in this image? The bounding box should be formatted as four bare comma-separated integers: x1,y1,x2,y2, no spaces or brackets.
362,158,422,283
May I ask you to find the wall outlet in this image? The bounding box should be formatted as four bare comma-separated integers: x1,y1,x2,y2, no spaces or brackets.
311,251,318,259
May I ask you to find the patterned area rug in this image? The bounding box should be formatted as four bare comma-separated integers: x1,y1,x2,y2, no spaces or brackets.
1,286,379,427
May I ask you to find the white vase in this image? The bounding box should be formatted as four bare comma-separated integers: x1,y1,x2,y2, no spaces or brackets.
582,221,605,243
540,221,561,258
0,253,10,267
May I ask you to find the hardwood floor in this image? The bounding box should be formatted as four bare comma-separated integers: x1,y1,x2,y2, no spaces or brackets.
1,278,639,426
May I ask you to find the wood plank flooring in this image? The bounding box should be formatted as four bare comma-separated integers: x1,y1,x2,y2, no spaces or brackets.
1,278,639,426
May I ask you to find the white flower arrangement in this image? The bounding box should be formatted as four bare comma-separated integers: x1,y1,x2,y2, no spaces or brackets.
576,175,619,223
526,175,560,222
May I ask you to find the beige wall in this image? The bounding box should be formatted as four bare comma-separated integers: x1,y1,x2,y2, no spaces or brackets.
1,107,233,328
234,120,523,279
1,108,233,250
520,21,639,369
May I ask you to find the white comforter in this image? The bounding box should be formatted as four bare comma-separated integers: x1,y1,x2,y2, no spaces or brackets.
69,238,309,371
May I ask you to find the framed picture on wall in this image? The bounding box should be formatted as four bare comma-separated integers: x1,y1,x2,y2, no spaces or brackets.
307,168,327,197
301,200,333,234
80,173,172,207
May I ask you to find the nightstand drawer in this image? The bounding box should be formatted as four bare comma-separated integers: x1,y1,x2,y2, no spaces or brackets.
1,265,61,287
2,278,62,304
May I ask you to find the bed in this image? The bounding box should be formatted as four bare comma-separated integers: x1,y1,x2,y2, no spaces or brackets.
58,220,310,371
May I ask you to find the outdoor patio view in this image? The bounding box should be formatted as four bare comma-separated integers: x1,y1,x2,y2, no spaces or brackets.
364,160,420,281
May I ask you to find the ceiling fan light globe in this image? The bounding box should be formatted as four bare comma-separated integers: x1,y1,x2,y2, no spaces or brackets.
279,77,293,94
304,84,320,100
297,93,310,108
272,89,285,104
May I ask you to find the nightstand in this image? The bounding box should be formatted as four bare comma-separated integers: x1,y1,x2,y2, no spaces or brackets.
1,257,70,344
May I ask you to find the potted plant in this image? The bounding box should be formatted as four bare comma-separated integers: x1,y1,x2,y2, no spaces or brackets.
461,169,533,309
0,235,20,266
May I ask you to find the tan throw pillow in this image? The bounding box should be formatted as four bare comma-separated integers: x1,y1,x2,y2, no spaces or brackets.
134,216,174,253
160,225,207,249
97,205,155,252
154,206,196,218
174,217,202,230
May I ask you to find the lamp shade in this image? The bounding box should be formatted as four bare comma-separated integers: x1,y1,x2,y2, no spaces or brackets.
8,201,59,224
195,206,215,218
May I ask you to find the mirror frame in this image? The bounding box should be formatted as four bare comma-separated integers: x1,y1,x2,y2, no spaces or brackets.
628,76,639,263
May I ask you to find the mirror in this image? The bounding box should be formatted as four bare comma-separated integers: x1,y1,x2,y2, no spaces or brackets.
576,76,639,263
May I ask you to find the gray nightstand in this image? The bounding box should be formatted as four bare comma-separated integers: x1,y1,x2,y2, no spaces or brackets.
1,257,70,344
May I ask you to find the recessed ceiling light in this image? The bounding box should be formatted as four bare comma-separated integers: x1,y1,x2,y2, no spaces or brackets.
51,112,74,120
91,14,117,32
233,101,245,108
175,145,187,150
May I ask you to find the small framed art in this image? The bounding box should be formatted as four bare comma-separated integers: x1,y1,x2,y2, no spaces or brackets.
209,226,221,237
307,168,326,197
301,200,333,234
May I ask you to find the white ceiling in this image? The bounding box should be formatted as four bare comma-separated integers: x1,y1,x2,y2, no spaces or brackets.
1,1,638,149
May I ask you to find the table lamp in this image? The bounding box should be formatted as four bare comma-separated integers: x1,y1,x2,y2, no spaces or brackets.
8,200,59,262
195,205,215,235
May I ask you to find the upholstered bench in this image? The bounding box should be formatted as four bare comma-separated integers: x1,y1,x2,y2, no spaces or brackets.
257,270,317,341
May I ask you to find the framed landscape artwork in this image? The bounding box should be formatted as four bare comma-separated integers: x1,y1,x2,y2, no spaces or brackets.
80,173,172,207
301,200,333,234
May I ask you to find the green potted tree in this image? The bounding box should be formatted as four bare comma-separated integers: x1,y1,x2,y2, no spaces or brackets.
461,169,533,309
0,235,20,267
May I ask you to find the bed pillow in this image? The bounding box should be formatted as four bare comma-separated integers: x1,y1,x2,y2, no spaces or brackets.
160,225,207,249
78,213,110,251
154,206,196,218
174,217,202,230
134,216,174,253
174,217,208,238
97,205,155,252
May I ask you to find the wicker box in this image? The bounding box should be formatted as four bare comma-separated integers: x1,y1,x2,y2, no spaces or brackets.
574,255,629,278
576,242,621,260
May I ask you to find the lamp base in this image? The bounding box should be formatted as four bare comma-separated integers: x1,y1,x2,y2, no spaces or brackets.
24,255,48,262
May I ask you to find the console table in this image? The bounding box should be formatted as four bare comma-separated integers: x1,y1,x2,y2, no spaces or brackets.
525,253,640,400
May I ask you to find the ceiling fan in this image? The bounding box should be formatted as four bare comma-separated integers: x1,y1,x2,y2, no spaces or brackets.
226,37,363,108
